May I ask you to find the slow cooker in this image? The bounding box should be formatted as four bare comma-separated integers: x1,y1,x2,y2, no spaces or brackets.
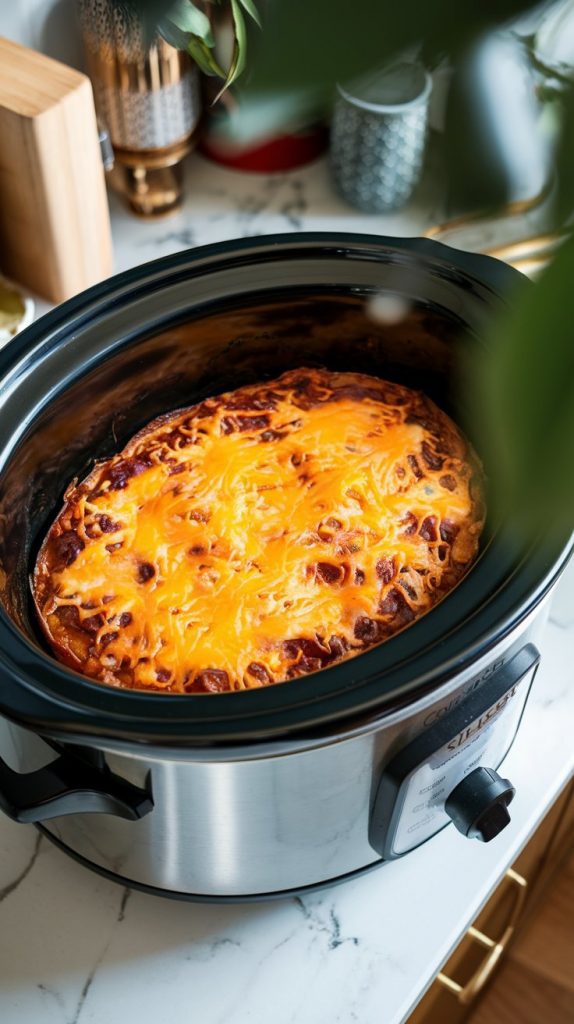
0,234,570,900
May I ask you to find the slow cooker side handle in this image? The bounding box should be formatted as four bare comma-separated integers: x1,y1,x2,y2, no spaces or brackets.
402,235,528,295
0,752,153,824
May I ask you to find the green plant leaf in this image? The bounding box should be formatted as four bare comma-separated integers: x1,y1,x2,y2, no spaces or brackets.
158,18,190,51
159,0,254,90
237,0,262,29
475,234,574,539
211,46,240,101
227,0,248,85
186,35,226,77
206,0,248,98
165,0,214,42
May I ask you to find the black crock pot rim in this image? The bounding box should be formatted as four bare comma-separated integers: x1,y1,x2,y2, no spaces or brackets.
0,536,571,750
0,230,522,381
0,231,567,748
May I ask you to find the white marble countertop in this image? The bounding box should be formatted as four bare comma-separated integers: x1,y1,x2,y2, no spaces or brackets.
2,153,573,1024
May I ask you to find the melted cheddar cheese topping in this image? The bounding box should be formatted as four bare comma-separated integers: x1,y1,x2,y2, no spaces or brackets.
33,369,484,692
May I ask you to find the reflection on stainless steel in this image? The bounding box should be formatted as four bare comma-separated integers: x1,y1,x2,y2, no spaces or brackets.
161,764,182,891
206,763,241,889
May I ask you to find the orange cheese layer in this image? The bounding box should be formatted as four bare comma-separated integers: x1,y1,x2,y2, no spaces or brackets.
33,369,484,692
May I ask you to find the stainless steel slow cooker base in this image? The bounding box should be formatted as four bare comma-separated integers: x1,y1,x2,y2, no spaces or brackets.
37,823,388,903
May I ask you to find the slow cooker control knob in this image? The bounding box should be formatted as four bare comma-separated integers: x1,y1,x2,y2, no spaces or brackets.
445,767,516,842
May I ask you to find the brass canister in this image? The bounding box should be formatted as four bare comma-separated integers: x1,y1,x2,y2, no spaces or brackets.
79,0,201,215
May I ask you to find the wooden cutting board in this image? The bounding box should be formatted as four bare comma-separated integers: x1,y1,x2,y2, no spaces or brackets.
0,36,113,303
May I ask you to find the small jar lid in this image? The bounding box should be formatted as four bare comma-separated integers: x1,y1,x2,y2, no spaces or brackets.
337,62,432,113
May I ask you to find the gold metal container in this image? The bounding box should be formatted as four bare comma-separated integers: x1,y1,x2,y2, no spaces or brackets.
79,0,201,216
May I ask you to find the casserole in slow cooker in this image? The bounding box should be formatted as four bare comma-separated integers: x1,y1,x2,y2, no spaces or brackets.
33,368,484,693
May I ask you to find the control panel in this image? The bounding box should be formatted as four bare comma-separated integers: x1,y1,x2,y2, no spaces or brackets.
370,644,540,859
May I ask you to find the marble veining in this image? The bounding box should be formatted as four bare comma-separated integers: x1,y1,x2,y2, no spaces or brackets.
0,831,42,903
2,154,573,1024
294,897,360,951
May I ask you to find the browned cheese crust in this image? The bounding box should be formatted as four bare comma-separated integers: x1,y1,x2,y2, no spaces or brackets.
32,369,485,692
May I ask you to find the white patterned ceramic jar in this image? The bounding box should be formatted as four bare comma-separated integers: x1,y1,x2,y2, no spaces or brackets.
330,62,432,213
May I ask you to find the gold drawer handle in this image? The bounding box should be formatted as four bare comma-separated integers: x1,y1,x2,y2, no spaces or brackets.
437,868,528,1005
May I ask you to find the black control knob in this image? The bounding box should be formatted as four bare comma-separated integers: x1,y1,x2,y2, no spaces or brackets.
445,767,516,842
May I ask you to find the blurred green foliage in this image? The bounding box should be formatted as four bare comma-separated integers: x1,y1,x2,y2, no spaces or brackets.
554,86,574,224
244,0,541,91
476,232,574,536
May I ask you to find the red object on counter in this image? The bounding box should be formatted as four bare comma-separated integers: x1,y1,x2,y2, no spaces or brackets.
199,124,329,172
